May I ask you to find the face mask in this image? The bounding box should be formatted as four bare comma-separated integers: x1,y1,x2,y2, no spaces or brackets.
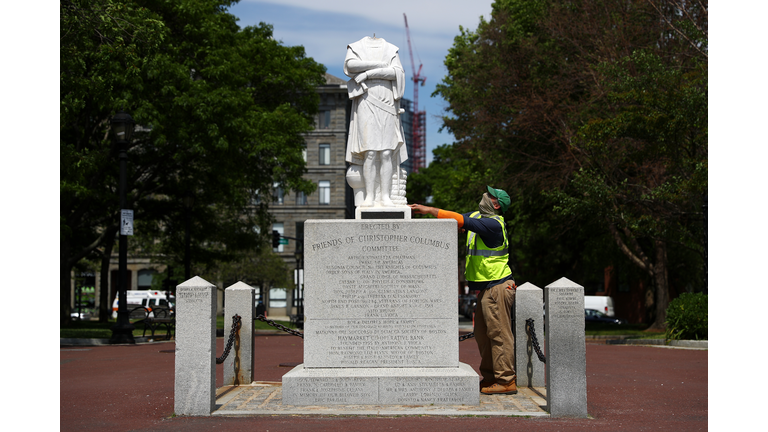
479,193,497,217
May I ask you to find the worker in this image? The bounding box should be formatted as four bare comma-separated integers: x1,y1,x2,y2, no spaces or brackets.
409,186,517,395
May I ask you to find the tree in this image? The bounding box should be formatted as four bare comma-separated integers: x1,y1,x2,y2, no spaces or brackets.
60,0,325,324
553,47,707,329
432,0,707,328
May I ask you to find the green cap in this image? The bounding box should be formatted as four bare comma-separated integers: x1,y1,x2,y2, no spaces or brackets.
486,186,511,213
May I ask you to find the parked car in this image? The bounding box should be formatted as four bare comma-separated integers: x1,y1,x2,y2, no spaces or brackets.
585,308,627,325
584,296,615,316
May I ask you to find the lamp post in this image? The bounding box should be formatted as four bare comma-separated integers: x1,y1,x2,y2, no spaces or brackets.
109,110,136,344
703,194,708,294
183,193,194,280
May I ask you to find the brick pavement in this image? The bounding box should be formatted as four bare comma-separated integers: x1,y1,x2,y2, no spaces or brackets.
60,330,709,432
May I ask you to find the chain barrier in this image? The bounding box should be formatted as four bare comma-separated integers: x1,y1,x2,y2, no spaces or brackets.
526,318,546,363
255,314,304,338
459,331,474,342
216,314,242,364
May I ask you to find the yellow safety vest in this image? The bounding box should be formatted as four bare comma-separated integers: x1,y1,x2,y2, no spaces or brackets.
464,211,512,282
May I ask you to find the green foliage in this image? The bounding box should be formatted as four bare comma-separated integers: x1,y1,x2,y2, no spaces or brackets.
665,292,708,340
60,0,325,324
426,0,707,327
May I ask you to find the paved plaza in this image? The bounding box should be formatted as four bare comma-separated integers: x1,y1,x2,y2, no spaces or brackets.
60,325,709,431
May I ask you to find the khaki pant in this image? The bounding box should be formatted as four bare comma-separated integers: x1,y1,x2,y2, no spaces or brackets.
474,280,516,385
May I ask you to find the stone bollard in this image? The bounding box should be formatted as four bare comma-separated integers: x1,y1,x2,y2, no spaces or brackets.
223,282,255,387
514,282,545,388
174,276,217,416
544,277,588,418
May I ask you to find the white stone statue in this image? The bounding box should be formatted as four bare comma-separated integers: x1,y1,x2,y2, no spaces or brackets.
344,36,408,208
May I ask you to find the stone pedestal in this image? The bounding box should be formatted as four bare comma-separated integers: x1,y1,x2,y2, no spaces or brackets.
514,282,545,388
223,282,255,387
544,277,588,418
282,219,479,406
174,277,217,416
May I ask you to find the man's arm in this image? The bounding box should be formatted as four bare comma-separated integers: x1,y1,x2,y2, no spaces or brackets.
410,204,504,248
409,204,465,227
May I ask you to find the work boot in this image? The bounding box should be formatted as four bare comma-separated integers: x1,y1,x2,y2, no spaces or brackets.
480,379,517,395
479,379,495,391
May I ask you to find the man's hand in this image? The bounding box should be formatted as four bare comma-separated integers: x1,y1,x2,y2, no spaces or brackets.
408,203,429,214
354,72,368,84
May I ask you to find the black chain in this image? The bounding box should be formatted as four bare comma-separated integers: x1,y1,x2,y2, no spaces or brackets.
255,314,304,338
526,318,546,363
216,315,242,364
459,332,475,342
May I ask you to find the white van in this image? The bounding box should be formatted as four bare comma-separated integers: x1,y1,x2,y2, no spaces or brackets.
112,290,175,318
584,295,615,317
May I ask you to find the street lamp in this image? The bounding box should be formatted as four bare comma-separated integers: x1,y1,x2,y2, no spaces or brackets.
183,193,194,280
109,110,136,344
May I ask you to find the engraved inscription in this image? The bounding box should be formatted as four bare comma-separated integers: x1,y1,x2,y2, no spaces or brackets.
308,320,452,367
292,377,376,404
177,287,210,304
548,287,583,327
320,253,446,319
382,377,469,404
549,287,582,314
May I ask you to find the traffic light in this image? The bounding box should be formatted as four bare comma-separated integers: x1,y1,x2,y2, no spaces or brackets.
272,230,281,248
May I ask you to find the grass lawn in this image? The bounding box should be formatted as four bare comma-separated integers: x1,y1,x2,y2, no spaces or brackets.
60,315,297,339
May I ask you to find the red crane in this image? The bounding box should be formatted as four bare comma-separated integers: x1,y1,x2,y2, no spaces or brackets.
403,13,426,173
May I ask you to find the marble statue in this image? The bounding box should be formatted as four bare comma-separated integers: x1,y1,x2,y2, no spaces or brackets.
344,36,408,207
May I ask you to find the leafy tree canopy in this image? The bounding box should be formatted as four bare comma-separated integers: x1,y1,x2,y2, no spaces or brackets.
60,0,326,324
428,0,707,328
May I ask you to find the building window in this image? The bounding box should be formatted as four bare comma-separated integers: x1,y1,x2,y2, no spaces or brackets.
318,110,330,129
273,183,284,204
272,222,284,253
296,191,307,205
318,181,330,205
319,143,330,165
269,288,286,308
250,189,261,205
138,269,156,290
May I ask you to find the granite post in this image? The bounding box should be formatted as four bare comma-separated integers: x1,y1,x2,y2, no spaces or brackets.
544,277,588,418
283,219,479,405
174,276,217,416
514,282,545,388
223,282,255,387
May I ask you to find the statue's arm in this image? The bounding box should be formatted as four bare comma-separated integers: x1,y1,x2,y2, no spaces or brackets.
346,59,389,73
352,67,396,84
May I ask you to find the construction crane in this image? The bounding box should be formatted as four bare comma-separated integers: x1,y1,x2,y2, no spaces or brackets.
403,13,427,173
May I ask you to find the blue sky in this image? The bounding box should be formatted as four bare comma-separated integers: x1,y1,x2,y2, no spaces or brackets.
228,0,495,166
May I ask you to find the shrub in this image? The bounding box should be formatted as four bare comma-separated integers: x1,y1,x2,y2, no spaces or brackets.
665,292,708,340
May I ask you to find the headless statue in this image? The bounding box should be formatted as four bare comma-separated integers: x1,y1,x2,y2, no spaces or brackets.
344,36,408,207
